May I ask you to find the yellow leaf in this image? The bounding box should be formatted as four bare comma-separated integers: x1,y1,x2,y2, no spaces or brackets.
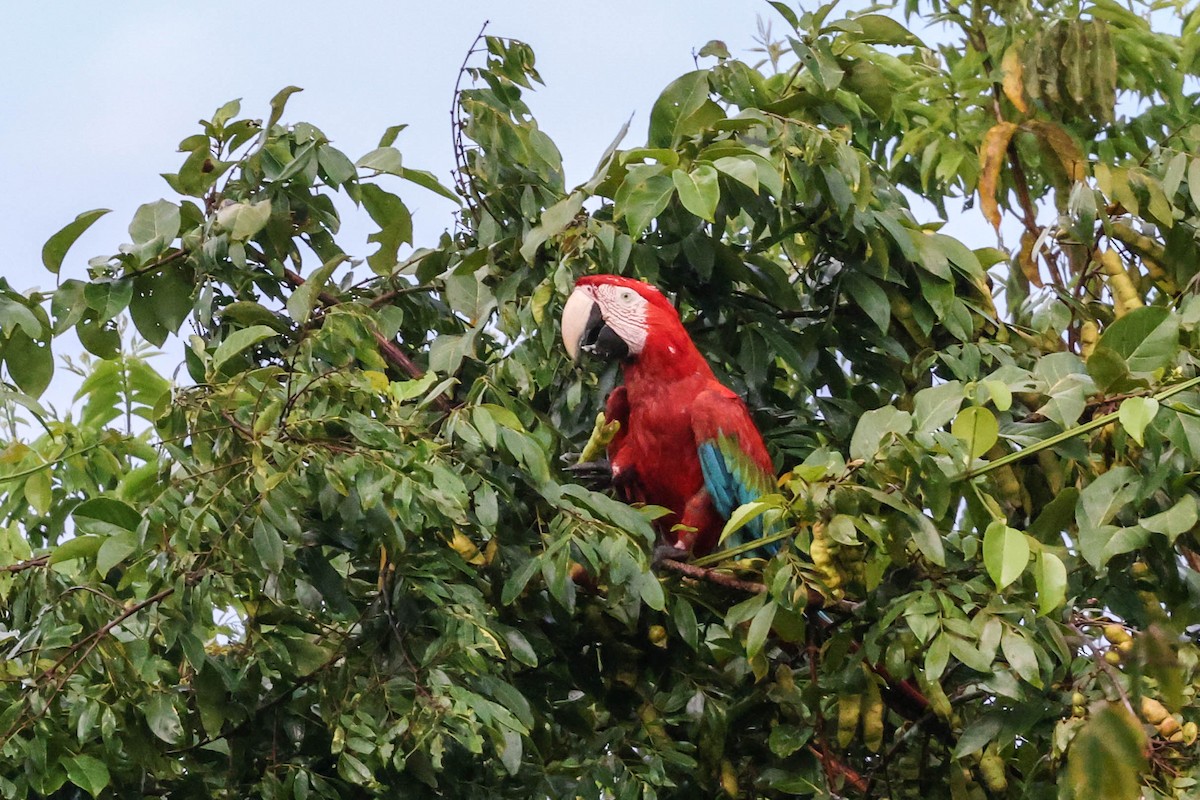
1018,229,1043,288
1023,120,1085,183
978,121,1018,230
1001,45,1029,114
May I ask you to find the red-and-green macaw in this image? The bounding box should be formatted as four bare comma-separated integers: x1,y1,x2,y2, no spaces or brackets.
561,274,777,557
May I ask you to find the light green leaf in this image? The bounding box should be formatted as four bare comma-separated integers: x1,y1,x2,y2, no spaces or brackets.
215,200,272,242
1001,627,1041,686
520,191,584,261
49,535,103,564
1035,552,1067,615
1117,396,1159,446
211,325,279,373
910,512,946,567
146,694,184,743
128,199,180,259
1067,704,1148,800
286,256,345,324
913,381,964,435
356,146,404,174
1097,306,1179,377
849,405,912,461
1139,495,1198,543
951,406,998,459
613,166,674,238
671,165,720,221
712,156,759,193
718,496,783,545
42,209,110,275
96,531,138,575
648,71,715,148
982,521,1029,590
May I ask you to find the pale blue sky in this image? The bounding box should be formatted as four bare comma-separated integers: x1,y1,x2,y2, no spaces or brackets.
1,1,771,292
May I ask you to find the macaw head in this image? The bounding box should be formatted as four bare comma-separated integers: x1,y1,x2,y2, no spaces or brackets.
560,275,680,362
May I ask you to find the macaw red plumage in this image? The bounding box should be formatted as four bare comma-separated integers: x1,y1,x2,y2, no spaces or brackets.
561,274,776,557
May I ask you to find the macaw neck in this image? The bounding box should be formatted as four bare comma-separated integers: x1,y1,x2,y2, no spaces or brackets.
622,324,715,396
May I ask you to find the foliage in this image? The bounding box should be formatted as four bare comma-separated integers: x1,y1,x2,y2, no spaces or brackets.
3,0,1200,796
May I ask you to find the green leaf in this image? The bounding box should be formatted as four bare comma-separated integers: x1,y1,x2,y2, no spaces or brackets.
1097,306,1179,377
129,267,194,347
253,520,285,573
849,14,924,46
712,156,759,193
49,535,103,564
842,273,891,334
849,405,912,461
1067,704,1148,800
96,531,138,575
360,184,413,274
1034,552,1067,615
648,71,714,148
65,755,110,798
42,209,110,274
265,85,302,131
613,167,674,238
74,498,141,531
746,600,777,659
671,165,720,221
982,521,1029,590
1078,466,1138,530
1117,396,1158,446
4,331,53,398
211,325,279,373
286,256,345,324
911,513,946,567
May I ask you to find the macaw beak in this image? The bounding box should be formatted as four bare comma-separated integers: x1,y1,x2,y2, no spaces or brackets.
561,287,629,362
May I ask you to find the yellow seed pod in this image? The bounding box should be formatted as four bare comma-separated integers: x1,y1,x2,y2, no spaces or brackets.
862,679,885,752
720,759,739,797
1103,624,1131,644
1079,320,1099,360
1182,721,1197,745
837,693,863,748
1157,716,1181,738
1140,697,1169,725
648,625,668,649
979,744,1008,792
1105,650,1123,665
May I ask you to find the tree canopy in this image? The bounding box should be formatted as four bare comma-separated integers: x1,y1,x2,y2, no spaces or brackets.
3,0,1200,797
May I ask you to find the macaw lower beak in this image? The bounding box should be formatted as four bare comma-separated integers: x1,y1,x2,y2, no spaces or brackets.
561,287,629,362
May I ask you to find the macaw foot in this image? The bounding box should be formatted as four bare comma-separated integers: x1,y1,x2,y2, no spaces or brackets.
652,542,692,565
562,457,613,491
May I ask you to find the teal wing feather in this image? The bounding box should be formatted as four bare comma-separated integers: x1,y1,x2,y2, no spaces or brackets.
696,433,778,553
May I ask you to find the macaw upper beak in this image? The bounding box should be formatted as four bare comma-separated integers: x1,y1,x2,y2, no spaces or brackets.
561,287,630,362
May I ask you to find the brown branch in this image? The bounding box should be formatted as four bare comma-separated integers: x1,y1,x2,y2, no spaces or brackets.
809,744,869,794
280,267,452,413
2,554,49,574
658,558,861,616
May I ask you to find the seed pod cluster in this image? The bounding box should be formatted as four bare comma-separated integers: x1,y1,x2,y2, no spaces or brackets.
808,520,866,599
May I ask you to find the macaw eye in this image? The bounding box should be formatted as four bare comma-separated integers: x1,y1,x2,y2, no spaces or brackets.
619,289,635,303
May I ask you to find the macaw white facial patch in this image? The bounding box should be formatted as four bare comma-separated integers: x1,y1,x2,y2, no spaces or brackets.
592,284,648,356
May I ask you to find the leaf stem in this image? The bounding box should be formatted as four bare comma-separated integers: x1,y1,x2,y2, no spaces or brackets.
955,374,1200,481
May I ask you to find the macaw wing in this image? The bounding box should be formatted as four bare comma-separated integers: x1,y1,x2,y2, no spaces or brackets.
692,390,777,551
